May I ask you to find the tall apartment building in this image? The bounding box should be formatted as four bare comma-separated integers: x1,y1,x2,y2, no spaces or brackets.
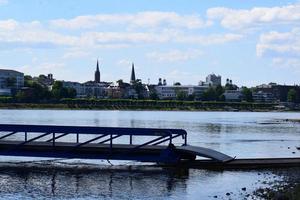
206,74,221,86
0,69,24,89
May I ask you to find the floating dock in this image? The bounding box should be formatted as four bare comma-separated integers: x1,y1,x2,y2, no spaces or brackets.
0,124,299,169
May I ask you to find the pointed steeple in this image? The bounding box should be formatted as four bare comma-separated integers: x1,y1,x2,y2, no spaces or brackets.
130,62,136,84
96,59,99,71
94,59,100,83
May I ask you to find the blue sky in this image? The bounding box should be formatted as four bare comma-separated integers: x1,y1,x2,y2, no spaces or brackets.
0,0,300,86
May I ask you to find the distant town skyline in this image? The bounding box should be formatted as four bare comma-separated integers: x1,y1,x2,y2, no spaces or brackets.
0,0,300,87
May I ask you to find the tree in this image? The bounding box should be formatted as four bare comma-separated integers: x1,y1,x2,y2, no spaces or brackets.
173,82,181,86
149,90,159,100
117,79,125,88
15,82,51,102
215,85,224,101
187,93,195,101
201,87,217,101
132,79,145,99
287,89,298,103
241,87,253,102
176,90,188,100
51,81,76,100
24,75,33,87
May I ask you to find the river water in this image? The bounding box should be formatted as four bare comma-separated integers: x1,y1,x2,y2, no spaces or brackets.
0,110,299,199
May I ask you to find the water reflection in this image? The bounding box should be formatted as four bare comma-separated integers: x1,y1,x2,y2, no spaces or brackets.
0,167,189,199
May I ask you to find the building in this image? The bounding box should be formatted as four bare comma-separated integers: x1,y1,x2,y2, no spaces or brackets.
62,81,110,98
33,74,54,88
223,90,243,102
255,83,300,102
206,74,221,86
61,60,111,98
253,91,276,102
94,60,100,83
62,81,85,98
0,69,24,96
0,69,24,89
155,85,209,100
130,63,136,84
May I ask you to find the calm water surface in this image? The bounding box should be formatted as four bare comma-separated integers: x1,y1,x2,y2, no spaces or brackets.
0,110,299,199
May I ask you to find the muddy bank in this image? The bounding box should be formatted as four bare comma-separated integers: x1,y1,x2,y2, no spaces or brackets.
253,167,300,200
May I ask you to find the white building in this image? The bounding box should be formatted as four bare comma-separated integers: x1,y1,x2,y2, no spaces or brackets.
206,74,221,86
223,90,243,102
0,69,24,89
62,81,109,98
253,91,276,102
155,85,209,99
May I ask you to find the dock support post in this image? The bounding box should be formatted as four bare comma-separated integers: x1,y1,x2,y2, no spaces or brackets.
25,132,27,142
130,135,132,145
76,133,79,143
52,132,55,147
110,134,113,153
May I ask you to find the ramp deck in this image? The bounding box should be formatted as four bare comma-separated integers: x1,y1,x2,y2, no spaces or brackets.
0,124,234,163
177,145,234,162
2,124,297,169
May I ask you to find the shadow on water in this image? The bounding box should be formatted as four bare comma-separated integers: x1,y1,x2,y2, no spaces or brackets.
0,164,190,199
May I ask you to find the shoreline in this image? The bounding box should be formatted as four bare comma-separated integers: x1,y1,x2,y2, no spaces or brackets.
0,102,289,112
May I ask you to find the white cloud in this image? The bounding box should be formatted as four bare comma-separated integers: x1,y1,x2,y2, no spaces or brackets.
0,0,8,6
0,20,78,47
272,57,300,70
18,62,66,77
256,28,300,57
147,49,203,62
175,33,243,45
207,4,300,29
117,59,132,66
81,31,169,44
0,17,242,49
63,50,90,59
0,19,18,30
38,62,65,71
50,11,211,30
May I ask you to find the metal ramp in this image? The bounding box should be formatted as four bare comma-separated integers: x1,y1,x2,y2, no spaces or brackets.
177,145,234,163
0,124,234,163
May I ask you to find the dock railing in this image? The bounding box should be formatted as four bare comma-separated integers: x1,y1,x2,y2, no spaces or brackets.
0,124,187,152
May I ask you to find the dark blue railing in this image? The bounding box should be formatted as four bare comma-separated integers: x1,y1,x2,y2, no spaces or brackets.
0,124,187,150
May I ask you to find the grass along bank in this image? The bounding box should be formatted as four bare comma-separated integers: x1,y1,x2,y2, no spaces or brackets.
0,98,280,111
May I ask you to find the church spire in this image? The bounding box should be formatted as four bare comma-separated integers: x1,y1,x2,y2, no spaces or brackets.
130,62,136,84
95,59,100,83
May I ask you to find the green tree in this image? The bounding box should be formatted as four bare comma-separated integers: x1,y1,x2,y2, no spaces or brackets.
51,81,76,100
215,85,224,101
173,82,181,86
187,93,195,101
201,87,217,101
24,75,33,87
117,79,125,88
149,90,159,100
15,82,51,102
176,90,188,100
242,87,253,102
287,89,298,103
132,79,145,99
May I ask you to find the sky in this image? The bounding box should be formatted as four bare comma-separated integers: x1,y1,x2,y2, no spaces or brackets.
0,0,300,87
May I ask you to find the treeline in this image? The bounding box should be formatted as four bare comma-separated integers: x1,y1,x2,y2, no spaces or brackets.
13,77,76,103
